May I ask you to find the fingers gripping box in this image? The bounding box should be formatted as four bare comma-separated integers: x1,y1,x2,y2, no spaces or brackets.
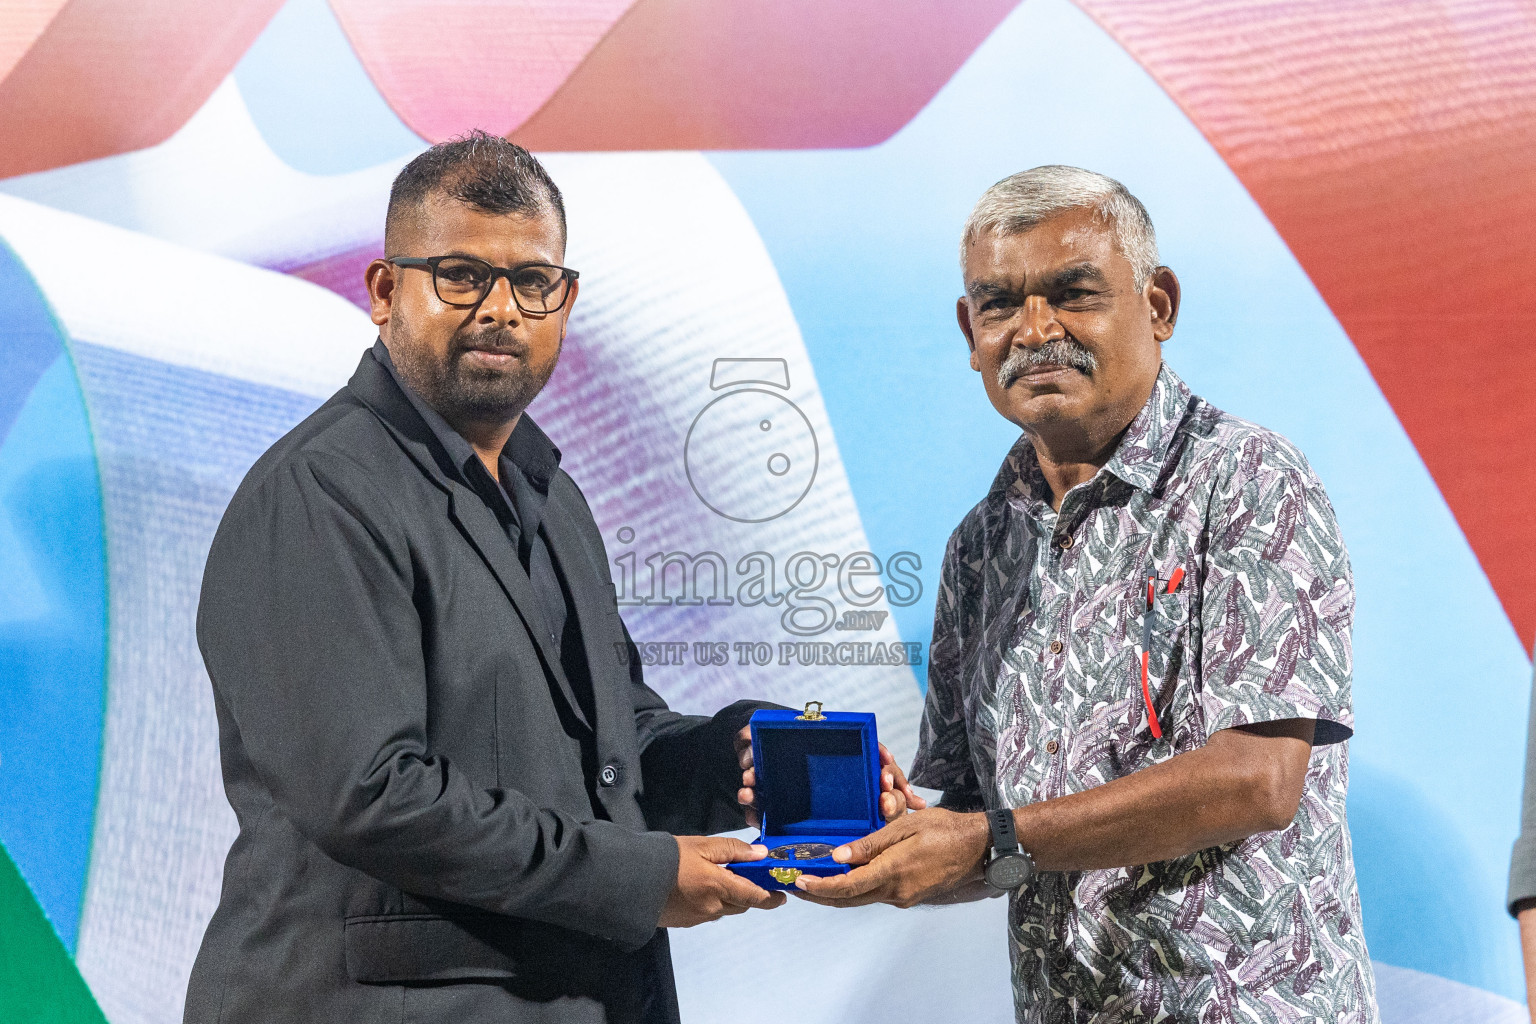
728,704,883,891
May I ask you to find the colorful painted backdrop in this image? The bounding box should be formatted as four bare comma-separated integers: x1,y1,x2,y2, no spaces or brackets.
2,1,1534,1021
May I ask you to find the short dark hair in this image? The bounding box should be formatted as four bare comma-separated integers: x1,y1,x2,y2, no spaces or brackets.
384,130,566,255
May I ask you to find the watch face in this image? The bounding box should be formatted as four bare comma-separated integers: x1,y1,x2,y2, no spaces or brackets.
985,853,1034,890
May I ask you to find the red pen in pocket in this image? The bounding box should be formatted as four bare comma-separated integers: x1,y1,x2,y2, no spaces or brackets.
1139,566,1184,738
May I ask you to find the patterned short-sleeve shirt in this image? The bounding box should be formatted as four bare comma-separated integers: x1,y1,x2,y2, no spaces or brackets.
911,364,1378,1023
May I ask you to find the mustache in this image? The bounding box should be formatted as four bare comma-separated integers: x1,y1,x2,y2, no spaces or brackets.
997,339,1097,388
453,326,528,358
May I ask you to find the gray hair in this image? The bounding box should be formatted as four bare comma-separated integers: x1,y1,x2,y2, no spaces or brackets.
960,166,1159,288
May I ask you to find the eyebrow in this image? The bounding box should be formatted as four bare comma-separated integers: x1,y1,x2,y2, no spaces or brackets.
1042,263,1109,289
438,250,561,269
967,262,1109,298
966,280,1013,298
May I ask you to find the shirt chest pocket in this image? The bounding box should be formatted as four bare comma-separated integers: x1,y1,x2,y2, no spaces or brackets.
1071,575,1194,746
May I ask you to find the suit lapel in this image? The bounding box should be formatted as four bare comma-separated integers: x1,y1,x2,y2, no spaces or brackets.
346,351,592,734
445,486,591,733
540,492,623,747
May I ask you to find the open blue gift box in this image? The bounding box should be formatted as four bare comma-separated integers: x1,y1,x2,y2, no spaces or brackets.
728,704,882,891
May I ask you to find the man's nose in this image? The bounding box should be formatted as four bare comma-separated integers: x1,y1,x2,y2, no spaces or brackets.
476,274,521,326
1020,295,1064,346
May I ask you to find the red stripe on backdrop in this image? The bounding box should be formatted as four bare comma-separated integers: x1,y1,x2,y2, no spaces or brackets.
330,0,1021,150
0,0,286,177
1074,0,1536,647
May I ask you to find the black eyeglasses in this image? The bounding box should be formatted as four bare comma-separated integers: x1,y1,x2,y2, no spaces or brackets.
388,256,579,314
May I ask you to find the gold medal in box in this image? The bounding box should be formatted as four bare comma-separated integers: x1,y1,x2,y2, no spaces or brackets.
727,703,884,890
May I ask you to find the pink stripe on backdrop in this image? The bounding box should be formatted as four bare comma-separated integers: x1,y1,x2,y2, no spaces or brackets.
0,2,68,82
284,244,380,312
331,0,1022,150
327,0,638,142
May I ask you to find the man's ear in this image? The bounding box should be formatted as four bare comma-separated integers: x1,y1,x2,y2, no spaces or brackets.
1148,267,1181,343
558,277,580,341
365,259,396,329
956,297,981,371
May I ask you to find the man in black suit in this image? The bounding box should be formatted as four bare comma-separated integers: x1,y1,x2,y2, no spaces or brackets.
186,132,806,1023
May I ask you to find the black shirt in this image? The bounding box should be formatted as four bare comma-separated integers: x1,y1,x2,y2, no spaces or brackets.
371,340,596,728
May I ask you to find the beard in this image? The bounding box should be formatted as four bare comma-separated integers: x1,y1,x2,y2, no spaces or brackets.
996,338,1098,389
390,311,561,425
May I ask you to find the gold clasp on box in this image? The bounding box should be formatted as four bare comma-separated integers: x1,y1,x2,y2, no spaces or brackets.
796,701,825,721
769,867,803,885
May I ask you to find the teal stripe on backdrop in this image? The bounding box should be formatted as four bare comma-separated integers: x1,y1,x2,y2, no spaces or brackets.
0,841,107,1023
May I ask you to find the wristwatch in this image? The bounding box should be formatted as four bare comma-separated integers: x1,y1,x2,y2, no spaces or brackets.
983,808,1035,890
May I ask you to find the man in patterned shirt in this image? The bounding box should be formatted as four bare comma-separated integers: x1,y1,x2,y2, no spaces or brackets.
796,166,1379,1022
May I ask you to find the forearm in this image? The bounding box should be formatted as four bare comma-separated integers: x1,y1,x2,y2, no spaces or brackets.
915,750,1266,899
909,751,1273,906
1014,734,1304,872
1519,902,1536,1018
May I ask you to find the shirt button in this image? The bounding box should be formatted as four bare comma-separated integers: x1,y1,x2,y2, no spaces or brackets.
1057,534,1074,550
599,764,619,787
1048,639,1063,655
1045,739,1060,755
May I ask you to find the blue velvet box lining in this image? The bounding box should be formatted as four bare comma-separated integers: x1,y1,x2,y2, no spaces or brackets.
727,709,881,891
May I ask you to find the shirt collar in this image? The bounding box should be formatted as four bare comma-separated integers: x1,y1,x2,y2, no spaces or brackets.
370,338,562,490
987,361,1193,514
989,432,1051,519
1101,361,1192,493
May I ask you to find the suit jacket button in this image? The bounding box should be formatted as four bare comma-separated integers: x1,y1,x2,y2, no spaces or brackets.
599,764,618,787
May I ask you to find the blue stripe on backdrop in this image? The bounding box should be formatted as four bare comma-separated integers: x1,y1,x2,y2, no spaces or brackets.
233,0,425,176
70,343,327,500
711,0,1529,1000
0,242,107,954
0,240,67,440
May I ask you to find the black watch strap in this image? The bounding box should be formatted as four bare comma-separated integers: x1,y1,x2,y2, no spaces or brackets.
988,808,1019,856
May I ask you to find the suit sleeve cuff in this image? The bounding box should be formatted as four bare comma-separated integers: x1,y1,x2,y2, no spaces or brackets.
611,828,679,949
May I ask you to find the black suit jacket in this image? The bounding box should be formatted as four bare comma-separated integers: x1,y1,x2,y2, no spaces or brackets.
186,351,762,1024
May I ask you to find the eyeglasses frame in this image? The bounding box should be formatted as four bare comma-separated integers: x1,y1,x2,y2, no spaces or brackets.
387,255,580,314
